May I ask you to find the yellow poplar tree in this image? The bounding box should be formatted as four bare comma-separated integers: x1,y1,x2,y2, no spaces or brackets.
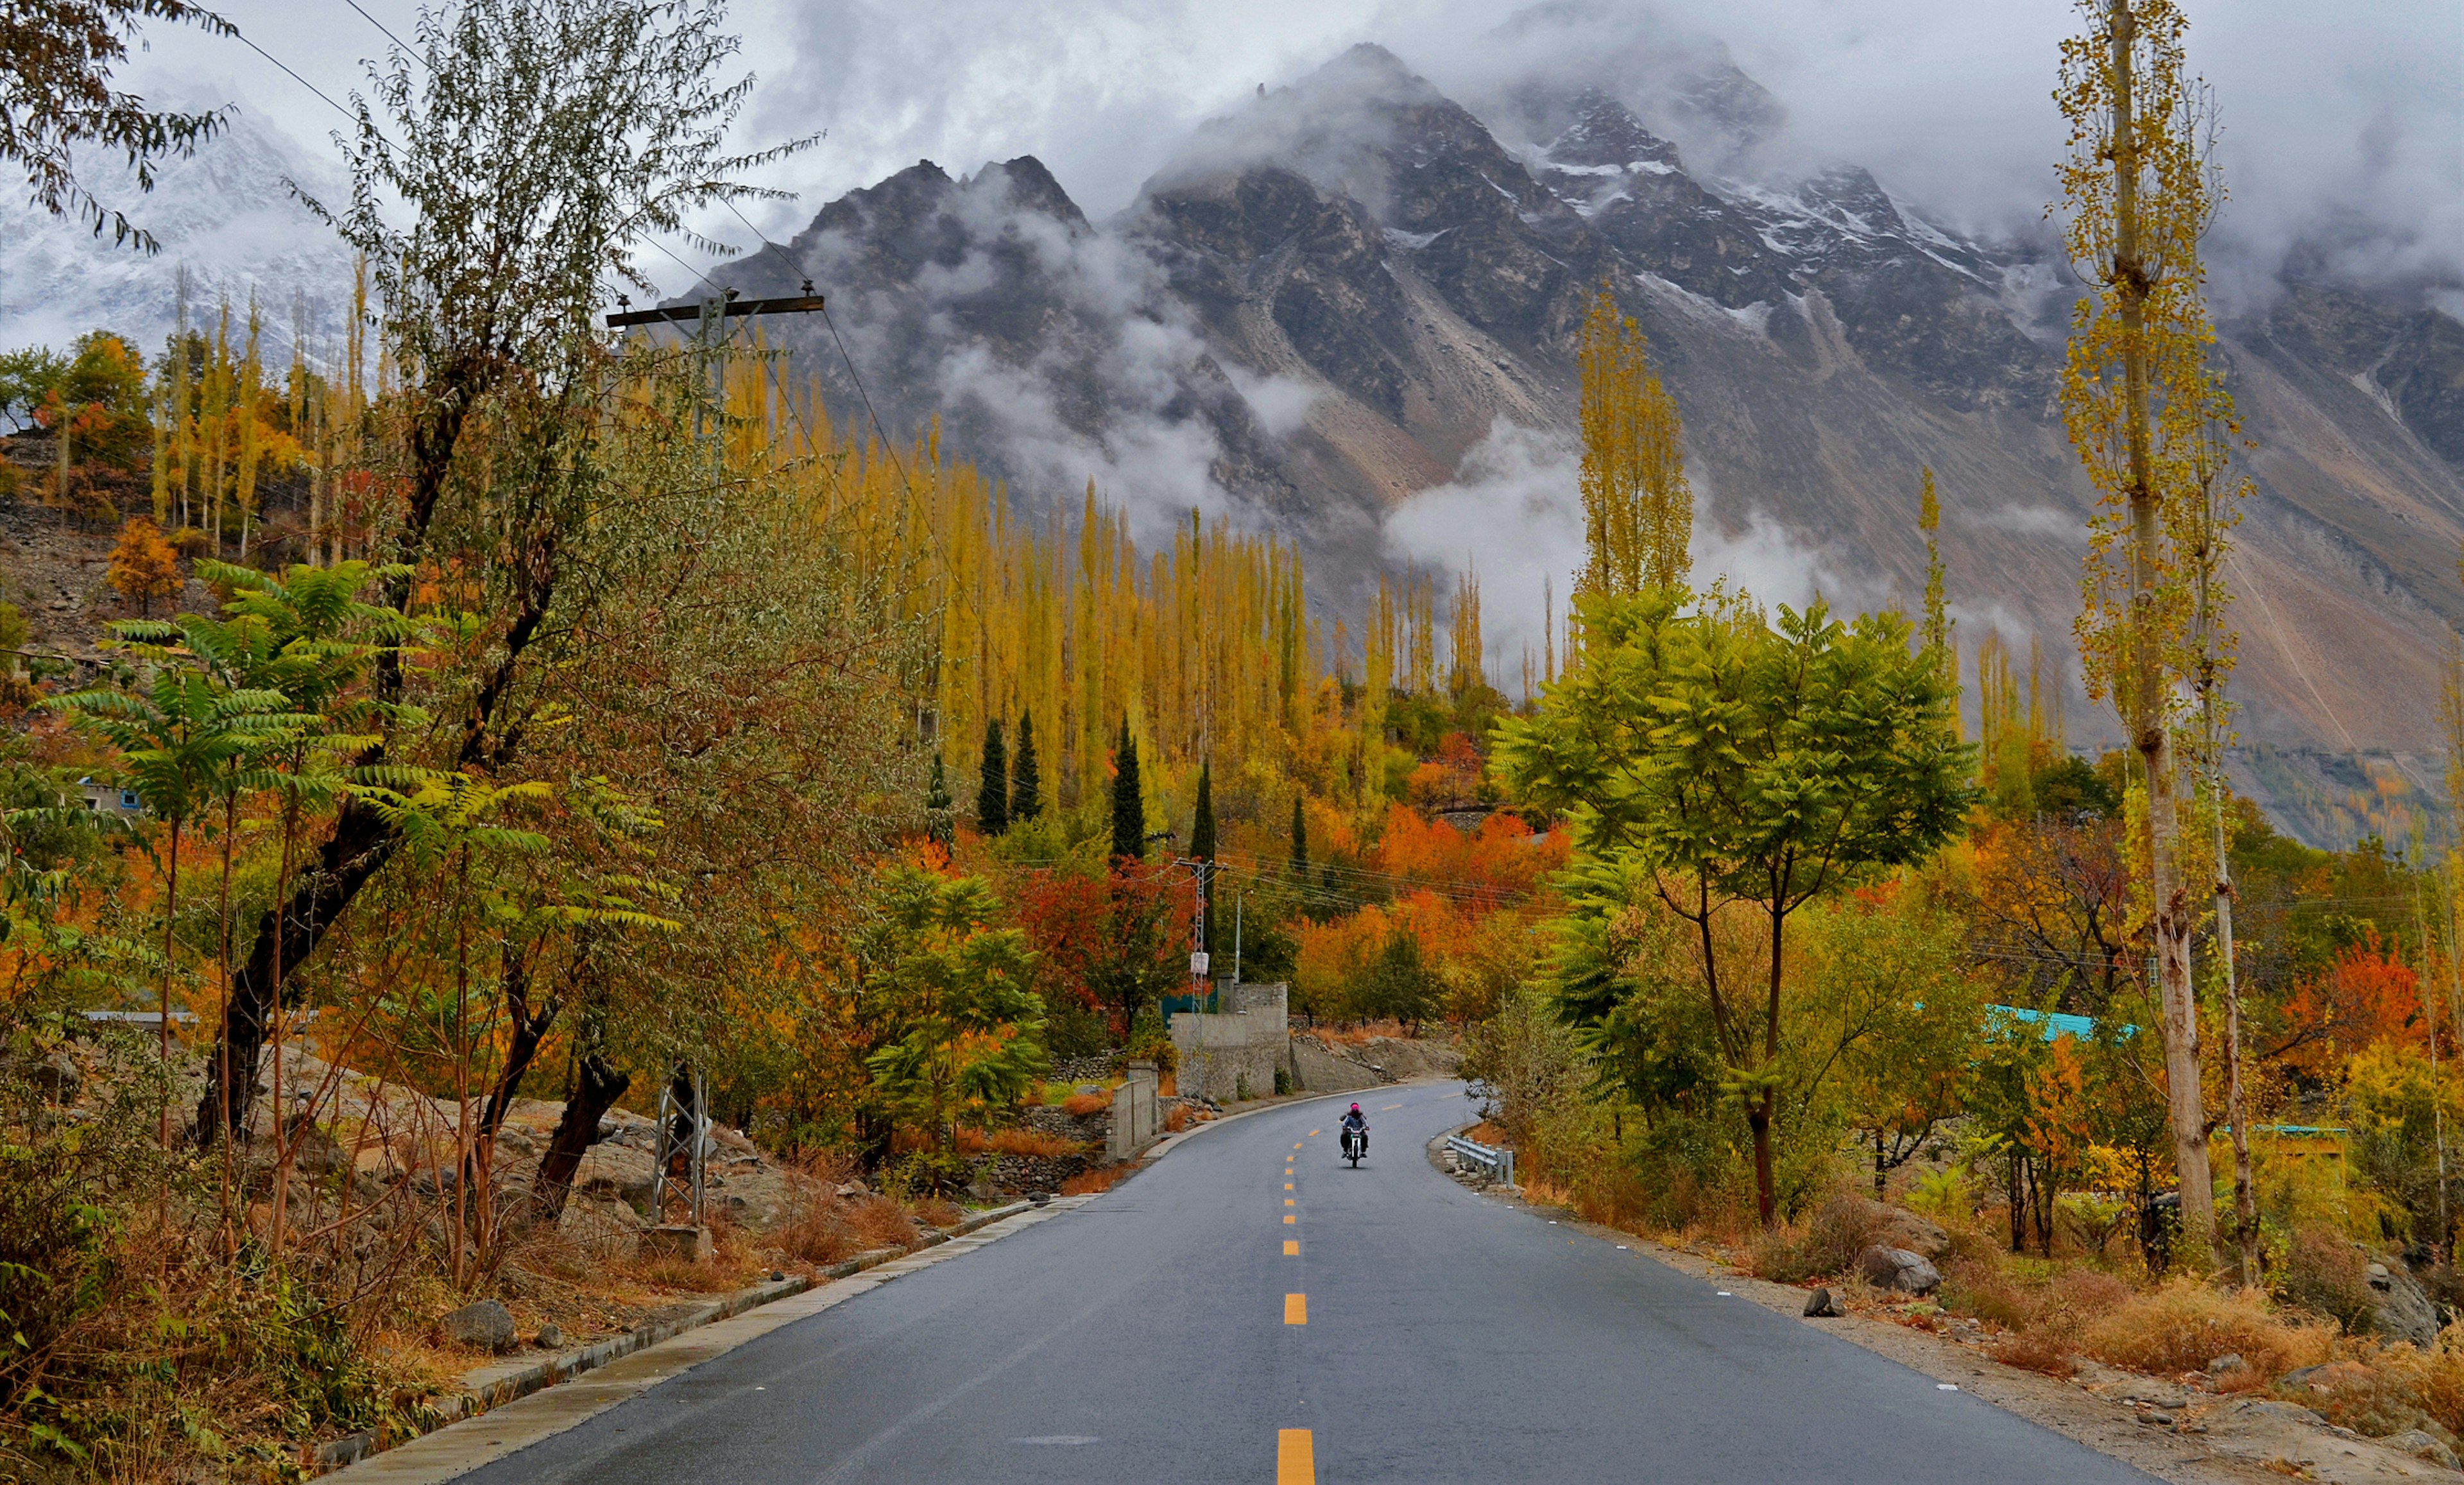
1449,563,1484,696
1577,284,1691,600
2056,0,2242,1268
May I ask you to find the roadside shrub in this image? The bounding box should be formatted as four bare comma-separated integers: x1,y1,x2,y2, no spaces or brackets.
1768,1193,1891,1283
2302,1354,2447,1442
2409,1325,2464,1439
2082,1279,2332,1378
1061,1092,1111,1118
2279,1225,2377,1333
846,1195,918,1249
884,1147,974,1197
1942,1255,2035,1330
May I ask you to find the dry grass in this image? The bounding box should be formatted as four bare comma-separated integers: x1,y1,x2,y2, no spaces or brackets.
846,1194,918,1249
957,1127,1088,1158
1307,1021,1412,1045
1061,1092,1111,1118
1988,1326,2081,1378
2082,1280,2334,1379
1943,1256,2037,1330
911,1197,963,1228
633,1257,739,1292
1163,1104,1198,1133
1060,1163,1133,1196
774,1196,862,1266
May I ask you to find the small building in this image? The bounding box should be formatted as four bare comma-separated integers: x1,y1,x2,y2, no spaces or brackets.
78,777,142,816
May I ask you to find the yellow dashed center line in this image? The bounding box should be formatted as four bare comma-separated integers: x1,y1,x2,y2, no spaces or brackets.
1283,1239,1299,1255
1278,1429,1315,1484
1307,1129,1321,1137
1285,1198,1295,1206
1285,1182,1294,1190
1284,1293,1307,1325
1284,1214,1296,1224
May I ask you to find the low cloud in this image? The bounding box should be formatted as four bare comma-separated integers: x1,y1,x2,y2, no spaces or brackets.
1384,416,1882,691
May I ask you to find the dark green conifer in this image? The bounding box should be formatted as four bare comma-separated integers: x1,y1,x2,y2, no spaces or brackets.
924,751,953,848
977,719,1009,836
1289,792,1308,880
1110,716,1145,861
1011,711,1042,823
1191,758,1217,954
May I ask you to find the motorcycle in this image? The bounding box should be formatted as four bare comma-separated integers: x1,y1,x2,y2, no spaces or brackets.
1341,1125,1366,1166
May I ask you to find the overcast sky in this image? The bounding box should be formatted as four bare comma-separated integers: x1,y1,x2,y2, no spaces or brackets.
130,0,2459,302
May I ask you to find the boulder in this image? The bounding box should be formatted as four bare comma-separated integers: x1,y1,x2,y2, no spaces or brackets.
535,1323,563,1350
2366,1262,2438,1347
2204,1352,2248,1377
33,1050,80,1103
2384,1430,2461,1470
1804,1287,1843,1318
441,1299,517,1353
640,1224,712,1264
1836,1197,1950,1260
1857,1244,1942,1296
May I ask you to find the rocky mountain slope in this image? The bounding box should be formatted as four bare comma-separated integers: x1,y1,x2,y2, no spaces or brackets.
0,103,350,358
4,33,2456,769
713,42,2463,760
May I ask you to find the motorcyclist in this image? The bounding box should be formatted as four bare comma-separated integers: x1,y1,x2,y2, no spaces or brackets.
1340,1103,1368,1157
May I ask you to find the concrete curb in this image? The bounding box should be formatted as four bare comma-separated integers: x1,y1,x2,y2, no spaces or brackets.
316,1199,1036,1473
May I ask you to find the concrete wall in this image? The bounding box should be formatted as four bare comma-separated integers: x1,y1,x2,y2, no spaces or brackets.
1170,983,1289,1103
1109,1063,1159,1162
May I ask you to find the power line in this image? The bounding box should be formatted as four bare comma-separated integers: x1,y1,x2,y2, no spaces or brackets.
229,30,399,151
340,0,424,67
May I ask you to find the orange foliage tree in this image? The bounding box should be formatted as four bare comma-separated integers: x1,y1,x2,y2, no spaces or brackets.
105,515,181,614
2273,927,2422,1079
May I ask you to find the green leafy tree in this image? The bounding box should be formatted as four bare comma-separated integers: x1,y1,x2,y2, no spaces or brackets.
1818,898,1984,1199
1362,925,1439,1033
0,347,66,434
976,719,1008,836
1493,588,1972,1226
1009,710,1041,823
857,866,1046,1161
49,646,289,1150
195,0,814,1144
1110,716,1145,861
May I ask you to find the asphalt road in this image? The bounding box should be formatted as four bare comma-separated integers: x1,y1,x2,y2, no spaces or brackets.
465,1083,2157,1484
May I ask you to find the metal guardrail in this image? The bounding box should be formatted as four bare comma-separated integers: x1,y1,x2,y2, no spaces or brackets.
1446,1133,1514,1187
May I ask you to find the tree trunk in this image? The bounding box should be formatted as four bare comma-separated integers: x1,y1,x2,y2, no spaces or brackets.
533,1052,629,1223
1747,1100,1776,1228
467,956,558,1190
2109,0,2214,1270
194,798,398,1142
193,359,491,1145
2219,807,2258,1286
2010,1147,2026,1253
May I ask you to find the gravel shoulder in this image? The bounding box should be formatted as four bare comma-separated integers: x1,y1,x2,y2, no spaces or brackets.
1433,1131,2461,1485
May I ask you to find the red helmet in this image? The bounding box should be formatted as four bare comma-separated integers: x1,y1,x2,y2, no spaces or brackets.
1350,1103,1361,1112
